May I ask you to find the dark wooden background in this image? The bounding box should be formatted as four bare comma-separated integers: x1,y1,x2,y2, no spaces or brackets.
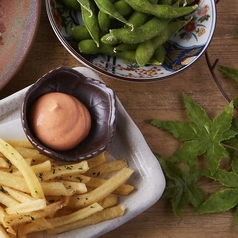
1,1,238,237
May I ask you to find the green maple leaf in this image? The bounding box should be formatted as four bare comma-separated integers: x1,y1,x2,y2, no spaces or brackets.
194,152,238,218
218,65,238,82
148,93,237,175
195,161,238,219
195,187,238,215
156,153,206,218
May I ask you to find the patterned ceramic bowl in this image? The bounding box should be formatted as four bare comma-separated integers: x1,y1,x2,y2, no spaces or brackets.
45,0,216,82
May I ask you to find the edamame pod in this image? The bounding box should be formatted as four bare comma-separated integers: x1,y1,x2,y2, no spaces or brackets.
102,17,169,45
81,0,100,47
77,0,92,16
123,0,198,19
135,19,190,66
94,0,133,30
78,39,136,62
114,1,133,17
98,10,111,33
71,25,91,41
153,45,165,65
78,39,160,64
127,11,149,28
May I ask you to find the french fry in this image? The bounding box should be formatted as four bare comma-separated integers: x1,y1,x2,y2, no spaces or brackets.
5,225,16,236
98,194,118,208
0,191,19,208
24,158,32,165
47,202,103,228
0,225,11,238
0,171,73,197
41,182,74,197
86,177,134,195
0,206,6,224
13,160,52,176
47,205,125,234
69,167,134,208
0,139,45,199
2,186,34,203
86,151,109,168
5,140,33,149
0,157,10,168
0,139,135,237
5,199,46,215
3,197,69,227
36,160,89,181
0,171,35,194
61,174,91,183
60,181,87,194
14,147,49,162
18,218,53,236
85,159,128,177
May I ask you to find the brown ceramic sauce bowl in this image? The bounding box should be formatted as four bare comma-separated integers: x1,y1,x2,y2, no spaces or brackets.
21,66,117,162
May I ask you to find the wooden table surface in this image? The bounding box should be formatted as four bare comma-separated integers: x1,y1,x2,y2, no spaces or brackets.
1,0,238,237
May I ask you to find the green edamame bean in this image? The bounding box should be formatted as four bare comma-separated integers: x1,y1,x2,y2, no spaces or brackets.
127,11,149,28
123,0,198,19
78,39,136,62
61,0,81,11
94,0,133,29
114,1,133,17
98,10,111,33
135,19,190,66
101,17,169,45
77,0,92,16
81,0,100,47
71,25,91,41
153,45,165,65
135,41,156,66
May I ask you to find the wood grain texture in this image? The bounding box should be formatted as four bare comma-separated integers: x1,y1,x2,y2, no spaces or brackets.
1,0,238,237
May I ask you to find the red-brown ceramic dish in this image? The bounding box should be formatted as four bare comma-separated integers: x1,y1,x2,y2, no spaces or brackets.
0,1,41,90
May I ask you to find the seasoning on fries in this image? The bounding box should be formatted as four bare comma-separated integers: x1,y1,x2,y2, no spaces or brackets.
0,138,134,237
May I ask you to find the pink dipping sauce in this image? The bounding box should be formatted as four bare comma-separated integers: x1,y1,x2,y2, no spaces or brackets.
30,92,91,151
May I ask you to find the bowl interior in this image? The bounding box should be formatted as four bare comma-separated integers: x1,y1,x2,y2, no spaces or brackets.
45,0,216,82
21,67,117,162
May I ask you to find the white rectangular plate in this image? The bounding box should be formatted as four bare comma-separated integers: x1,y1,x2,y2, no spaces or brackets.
0,67,165,238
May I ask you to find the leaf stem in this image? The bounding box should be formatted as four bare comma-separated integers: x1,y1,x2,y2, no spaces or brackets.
221,143,238,151
205,52,231,103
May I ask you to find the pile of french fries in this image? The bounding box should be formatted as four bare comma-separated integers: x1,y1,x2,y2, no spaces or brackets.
0,138,134,237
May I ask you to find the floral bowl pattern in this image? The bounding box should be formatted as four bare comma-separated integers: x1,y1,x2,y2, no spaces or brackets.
45,0,216,82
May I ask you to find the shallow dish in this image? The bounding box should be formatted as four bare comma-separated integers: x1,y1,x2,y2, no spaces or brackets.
45,0,216,82
0,1,41,90
0,67,165,238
